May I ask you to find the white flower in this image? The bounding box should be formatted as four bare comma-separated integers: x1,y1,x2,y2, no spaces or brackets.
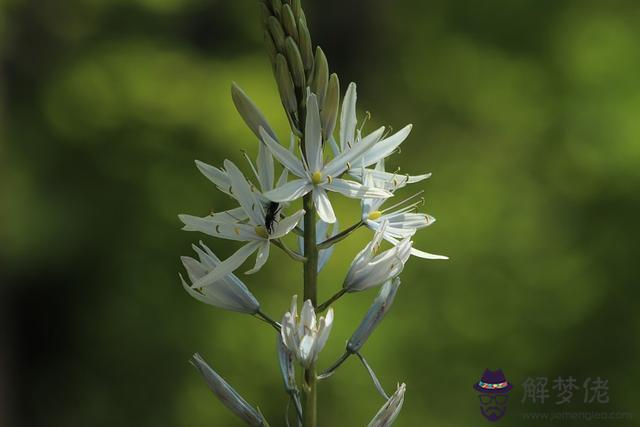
328,82,414,171
343,222,412,292
193,135,292,223
179,242,260,314
261,91,392,224
179,159,304,288
367,383,406,427
281,295,334,368
360,167,448,260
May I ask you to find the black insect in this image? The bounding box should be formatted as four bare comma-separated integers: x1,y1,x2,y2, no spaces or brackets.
264,201,282,234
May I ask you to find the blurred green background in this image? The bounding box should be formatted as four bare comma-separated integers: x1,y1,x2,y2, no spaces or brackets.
1,0,639,426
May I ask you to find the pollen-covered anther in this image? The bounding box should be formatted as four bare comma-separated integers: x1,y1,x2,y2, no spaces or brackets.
327,175,333,184
311,171,323,185
254,225,269,239
368,210,382,220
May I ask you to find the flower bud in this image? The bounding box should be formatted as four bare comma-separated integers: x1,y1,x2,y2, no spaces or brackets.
267,16,285,52
275,53,298,116
367,383,406,427
284,37,305,88
297,17,313,71
347,277,400,353
231,82,277,141
180,242,260,314
281,4,298,41
277,335,296,392
291,0,302,20
321,73,339,140
311,47,328,107
264,30,278,65
190,353,266,427
270,0,282,17
258,3,271,27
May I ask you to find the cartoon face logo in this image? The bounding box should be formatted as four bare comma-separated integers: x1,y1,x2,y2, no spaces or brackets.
473,369,513,422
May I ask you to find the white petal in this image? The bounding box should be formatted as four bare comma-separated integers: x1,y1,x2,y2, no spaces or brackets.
224,160,265,226
339,82,358,152
264,179,312,202
409,247,449,260
271,209,306,239
361,124,412,167
195,160,231,195
324,178,392,199
323,126,385,178
257,141,275,191
305,93,323,172
192,241,261,289
245,242,270,274
179,214,259,241
313,188,336,224
315,308,334,354
298,335,316,367
260,128,307,178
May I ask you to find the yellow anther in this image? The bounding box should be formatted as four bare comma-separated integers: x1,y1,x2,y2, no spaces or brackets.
327,175,333,184
234,227,241,236
311,171,323,185
368,210,382,220
255,225,269,239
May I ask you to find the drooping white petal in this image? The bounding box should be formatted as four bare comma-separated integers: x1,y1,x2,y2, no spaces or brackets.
192,241,262,289
323,126,385,178
367,383,406,427
264,179,312,202
324,178,392,199
224,160,265,226
260,127,307,178
339,82,358,152
245,241,270,274
271,209,306,239
361,124,412,167
313,188,336,223
257,141,275,192
305,93,323,173
383,234,449,260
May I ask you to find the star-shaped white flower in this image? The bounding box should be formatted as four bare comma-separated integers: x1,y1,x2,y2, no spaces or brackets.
261,92,392,223
179,159,304,288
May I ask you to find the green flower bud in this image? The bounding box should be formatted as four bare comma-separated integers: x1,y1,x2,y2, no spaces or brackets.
275,53,298,116
190,354,266,427
270,0,282,17
311,47,328,107
267,16,285,52
321,73,340,140
297,17,313,71
231,82,277,141
291,0,302,20
285,37,305,89
281,4,298,41
259,3,271,27
264,30,278,66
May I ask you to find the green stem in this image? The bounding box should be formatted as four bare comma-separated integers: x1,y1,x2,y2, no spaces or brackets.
272,239,306,262
317,220,363,249
302,192,318,427
316,288,347,313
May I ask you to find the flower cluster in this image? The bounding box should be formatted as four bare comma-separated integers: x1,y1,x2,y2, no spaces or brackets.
178,1,446,426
